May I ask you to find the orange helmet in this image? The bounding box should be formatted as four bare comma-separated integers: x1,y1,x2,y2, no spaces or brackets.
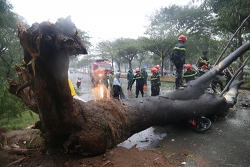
201,65,207,70
135,68,140,72
185,64,191,70
178,35,187,42
151,67,157,73
143,85,147,91
154,65,160,69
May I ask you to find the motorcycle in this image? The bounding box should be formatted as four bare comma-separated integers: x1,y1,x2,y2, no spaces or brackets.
76,81,81,88
188,116,212,132
76,77,82,88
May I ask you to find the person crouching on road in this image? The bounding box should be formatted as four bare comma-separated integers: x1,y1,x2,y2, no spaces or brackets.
150,67,160,96
183,64,197,83
132,68,145,98
113,72,122,99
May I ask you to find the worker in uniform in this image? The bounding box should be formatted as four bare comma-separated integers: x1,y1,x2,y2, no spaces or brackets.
150,67,160,96
171,35,187,89
154,65,161,91
197,51,210,76
183,64,197,83
154,65,160,75
132,68,145,98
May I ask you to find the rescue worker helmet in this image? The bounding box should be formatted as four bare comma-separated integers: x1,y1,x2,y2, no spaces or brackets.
185,64,191,70
201,65,207,70
135,68,140,72
151,67,157,73
154,65,160,69
178,35,187,42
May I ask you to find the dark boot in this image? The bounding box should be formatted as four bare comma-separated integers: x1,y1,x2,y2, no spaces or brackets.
175,78,184,90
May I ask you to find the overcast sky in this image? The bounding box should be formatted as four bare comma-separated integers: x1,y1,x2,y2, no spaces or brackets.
8,0,191,46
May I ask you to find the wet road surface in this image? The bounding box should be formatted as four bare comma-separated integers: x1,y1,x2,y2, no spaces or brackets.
69,72,250,167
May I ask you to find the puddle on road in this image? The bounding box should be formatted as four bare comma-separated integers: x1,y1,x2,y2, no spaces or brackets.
117,126,168,150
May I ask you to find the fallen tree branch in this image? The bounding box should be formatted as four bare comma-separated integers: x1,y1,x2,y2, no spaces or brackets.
220,54,250,96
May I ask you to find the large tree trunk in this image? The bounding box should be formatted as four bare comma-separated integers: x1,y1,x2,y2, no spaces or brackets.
8,18,248,156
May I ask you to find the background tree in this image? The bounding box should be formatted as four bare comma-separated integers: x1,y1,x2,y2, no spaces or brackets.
95,40,118,70
139,35,176,75
136,52,149,69
201,0,250,78
0,0,29,124
77,28,92,52
0,0,25,79
149,4,213,36
115,38,139,69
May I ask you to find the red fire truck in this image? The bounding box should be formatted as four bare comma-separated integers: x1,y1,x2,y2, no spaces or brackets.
89,59,112,87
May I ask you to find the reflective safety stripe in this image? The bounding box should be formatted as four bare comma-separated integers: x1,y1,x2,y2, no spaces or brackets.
173,47,186,51
199,56,210,63
183,72,197,78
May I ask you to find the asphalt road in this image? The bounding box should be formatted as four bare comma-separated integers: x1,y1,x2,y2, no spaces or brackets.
69,72,250,167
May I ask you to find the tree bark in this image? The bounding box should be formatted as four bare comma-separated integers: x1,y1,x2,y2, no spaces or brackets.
8,17,249,156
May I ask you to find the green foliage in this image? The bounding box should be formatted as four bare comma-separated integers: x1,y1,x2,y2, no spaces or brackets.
0,110,39,130
115,38,141,69
0,0,13,27
205,0,250,33
70,57,94,69
203,0,250,47
243,71,250,87
77,28,92,52
0,81,29,125
148,4,213,36
0,81,38,130
0,0,26,79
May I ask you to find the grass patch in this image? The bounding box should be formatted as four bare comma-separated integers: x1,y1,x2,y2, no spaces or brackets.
0,110,39,130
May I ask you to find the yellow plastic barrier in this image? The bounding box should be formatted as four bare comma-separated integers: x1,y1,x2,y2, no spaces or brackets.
68,78,76,96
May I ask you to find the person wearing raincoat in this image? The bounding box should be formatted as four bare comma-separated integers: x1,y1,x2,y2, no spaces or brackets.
113,72,122,99
68,78,76,96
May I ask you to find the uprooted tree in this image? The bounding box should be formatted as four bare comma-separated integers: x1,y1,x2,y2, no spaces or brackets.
7,17,249,156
